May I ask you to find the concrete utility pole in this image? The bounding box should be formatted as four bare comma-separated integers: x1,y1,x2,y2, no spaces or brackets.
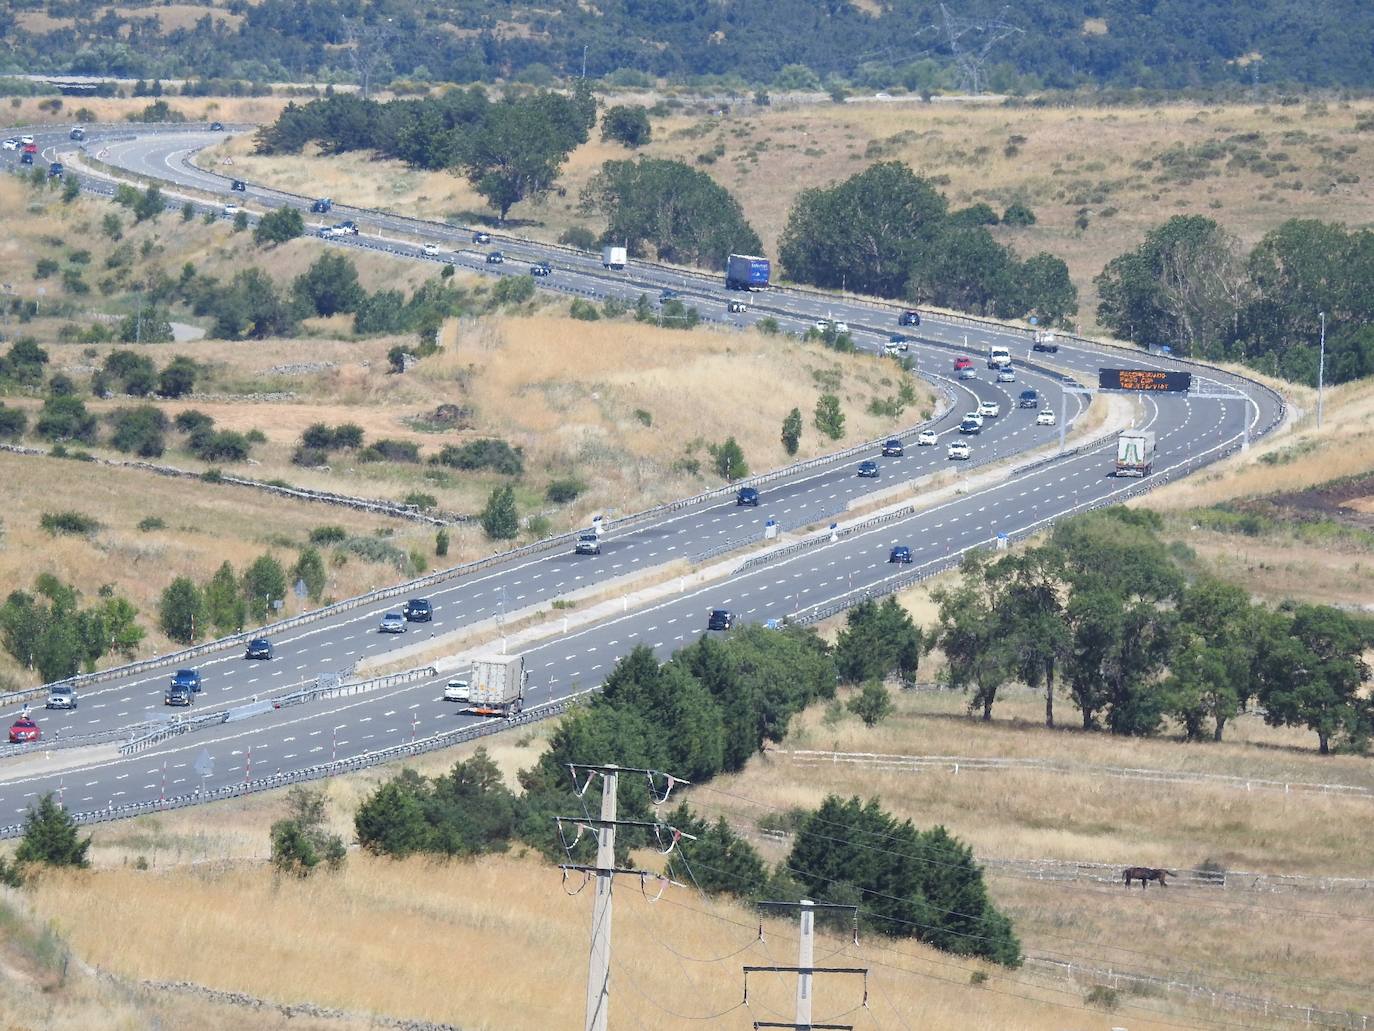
557,764,692,1031
745,900,864,1031
585,765,616,1031
1317,310,1326,430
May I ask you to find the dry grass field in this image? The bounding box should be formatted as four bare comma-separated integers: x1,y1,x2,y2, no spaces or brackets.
190,96,1374,331
3,679,1362,1030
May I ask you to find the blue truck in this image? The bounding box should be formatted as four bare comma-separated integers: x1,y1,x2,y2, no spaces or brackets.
726,254,770,291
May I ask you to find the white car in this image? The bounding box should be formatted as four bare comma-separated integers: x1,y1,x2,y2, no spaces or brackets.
1,139,17,151
443,678,470,702
997,367,1016,383
947,441,970,460
977,400,1001,418
963,411,984,428
1036,409,1057,426
917,429,938,446
19,135,34,146
422,243,441,257
222,203,240,216
833,321,849,334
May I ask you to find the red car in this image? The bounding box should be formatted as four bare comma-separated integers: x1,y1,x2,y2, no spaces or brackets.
953,356,973,371
9,717,40,744
22,142,37,155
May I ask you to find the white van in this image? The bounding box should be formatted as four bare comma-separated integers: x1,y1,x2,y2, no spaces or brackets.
988,346,1012,369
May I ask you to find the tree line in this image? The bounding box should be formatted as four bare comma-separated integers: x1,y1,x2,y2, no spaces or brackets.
932,508,1373,753
255,85,596,220
1096,215,1374,387
352,612,1020,965
9,0,1374,92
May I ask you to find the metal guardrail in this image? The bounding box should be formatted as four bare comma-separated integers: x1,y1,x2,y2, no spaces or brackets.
0,443,453,525
115,666,439,756
0,686,600,839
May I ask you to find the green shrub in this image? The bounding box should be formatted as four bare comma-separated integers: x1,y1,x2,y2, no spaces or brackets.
545,477,586,504
403,491,438,511
359,439,421,463
309,525,348,545
137,516,166,532
40,511,102,536
431,438,524,475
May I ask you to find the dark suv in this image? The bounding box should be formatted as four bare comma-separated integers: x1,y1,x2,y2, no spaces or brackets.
707,609,735,631
170,668,202,693
403,598,433,622
889,545,912,564
245,638,273,660
1018,389,1039,408
899,310,921,326
736,487,759,507
881,438,904,457
857,460,879,478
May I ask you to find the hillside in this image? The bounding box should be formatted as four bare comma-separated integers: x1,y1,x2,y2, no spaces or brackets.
4,0,1374,91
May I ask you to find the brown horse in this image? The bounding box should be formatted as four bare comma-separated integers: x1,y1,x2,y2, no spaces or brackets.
1123,866,1170,888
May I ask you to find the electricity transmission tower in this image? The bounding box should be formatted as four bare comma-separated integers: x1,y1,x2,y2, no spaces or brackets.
744,899,867,1030
556,763,692,1031
938,3,1024,95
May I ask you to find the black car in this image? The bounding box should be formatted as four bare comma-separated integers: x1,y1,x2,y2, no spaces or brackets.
889,545,912,564
659,288,679,302
209,121,225,131
1018,389,1039,408
857,460,879,478
48,162,63,177
20,152,33,165
165,684,193,706
530,263,552,277
473,231,492,244
899,310,921,326
727,300,748,313
231,179,246,192
310,197,332,213
69,127,85,141
245,638,273,660
403,598,433,622
959,419,982,435
736,487,759,506
881,438,904,457
486,252,504,264
707,608,735,631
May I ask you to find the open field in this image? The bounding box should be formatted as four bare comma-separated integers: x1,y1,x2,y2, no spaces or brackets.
4,673,1364,1029
194,96,1374,330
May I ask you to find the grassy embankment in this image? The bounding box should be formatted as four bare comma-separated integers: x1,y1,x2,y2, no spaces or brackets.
0,174,933,684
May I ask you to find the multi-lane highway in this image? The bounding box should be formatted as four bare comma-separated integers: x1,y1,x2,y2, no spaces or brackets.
0,123,1284,828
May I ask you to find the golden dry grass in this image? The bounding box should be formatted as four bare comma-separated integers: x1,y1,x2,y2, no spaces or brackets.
0,94,291,130
21,853,1289,1031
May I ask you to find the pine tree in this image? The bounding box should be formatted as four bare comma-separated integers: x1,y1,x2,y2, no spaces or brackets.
15,794,90,868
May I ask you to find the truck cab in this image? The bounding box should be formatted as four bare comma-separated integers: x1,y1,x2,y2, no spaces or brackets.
987,346,1012,369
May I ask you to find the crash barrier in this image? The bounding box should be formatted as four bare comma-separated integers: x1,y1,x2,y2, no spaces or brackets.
116,666,436,756
1025,957,1373,1030
775,749,1374,802
786,419,1262,626
0,687,598,839
0,721,160,758
0,443,453,525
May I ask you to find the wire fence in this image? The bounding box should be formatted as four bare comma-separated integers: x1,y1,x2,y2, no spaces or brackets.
773,749,1374,801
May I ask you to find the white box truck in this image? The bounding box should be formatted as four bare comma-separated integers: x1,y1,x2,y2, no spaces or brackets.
464,654,527,717
601,246,627,270
987,345,1012,369
1115,430,1156,477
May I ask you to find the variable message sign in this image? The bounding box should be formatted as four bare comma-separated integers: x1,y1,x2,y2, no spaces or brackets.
1098,368,1192,392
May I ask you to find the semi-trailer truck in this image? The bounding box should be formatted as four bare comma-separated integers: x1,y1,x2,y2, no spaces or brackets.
1115,430,1156,477
601,246,627,270
464,654,527,717
726,254,770,291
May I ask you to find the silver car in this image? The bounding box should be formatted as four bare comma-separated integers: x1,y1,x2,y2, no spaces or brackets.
46,685,78,710
379,612,407,633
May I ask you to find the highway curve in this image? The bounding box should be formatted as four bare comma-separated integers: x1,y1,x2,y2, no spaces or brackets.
0,123,1284,830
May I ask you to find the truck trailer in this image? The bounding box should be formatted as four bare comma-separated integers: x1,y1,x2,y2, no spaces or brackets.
726,254,770,291
463,654,527,717
1115,430,1156,477
601,246,627,270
